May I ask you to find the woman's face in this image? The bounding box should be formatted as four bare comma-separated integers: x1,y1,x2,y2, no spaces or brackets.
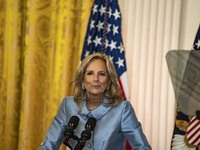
83,58,110,97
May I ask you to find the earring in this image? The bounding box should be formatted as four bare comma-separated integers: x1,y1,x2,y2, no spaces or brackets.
107,84,110,90
107,81,111,90
82,84,85,90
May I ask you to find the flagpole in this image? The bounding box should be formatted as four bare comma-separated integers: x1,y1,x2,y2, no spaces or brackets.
102,0,109,53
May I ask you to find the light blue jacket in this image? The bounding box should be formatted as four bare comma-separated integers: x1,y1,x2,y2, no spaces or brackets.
41,96,151,150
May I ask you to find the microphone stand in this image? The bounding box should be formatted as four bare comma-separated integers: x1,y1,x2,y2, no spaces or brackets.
74,130,92,150
63,134,79,150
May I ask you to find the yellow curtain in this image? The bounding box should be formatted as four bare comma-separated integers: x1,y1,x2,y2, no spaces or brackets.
0,0,94,150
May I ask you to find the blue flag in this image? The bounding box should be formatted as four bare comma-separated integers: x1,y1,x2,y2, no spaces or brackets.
192,25,200,50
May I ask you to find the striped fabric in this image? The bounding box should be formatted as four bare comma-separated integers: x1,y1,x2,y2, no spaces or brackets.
186,116,200,146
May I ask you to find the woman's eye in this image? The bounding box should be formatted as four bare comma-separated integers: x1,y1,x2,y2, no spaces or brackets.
85,71,107,76
86,72,93,75
99,72,107,76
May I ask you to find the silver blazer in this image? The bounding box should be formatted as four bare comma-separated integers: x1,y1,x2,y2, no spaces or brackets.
41,96,151,150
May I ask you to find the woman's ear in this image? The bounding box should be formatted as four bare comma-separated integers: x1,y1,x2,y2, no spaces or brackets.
107,80,111,90
108,80,111,85
81,83,85,90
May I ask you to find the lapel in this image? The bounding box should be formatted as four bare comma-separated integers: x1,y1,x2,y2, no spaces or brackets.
79,97,112,120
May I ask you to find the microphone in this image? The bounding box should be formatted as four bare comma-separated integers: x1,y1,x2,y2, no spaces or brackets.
74,117,97,150
63,116,79,149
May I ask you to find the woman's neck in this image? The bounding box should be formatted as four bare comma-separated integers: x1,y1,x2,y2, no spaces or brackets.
86,94,103,110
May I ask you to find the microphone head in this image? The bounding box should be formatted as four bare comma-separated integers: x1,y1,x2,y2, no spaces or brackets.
63,116,79,146
68,116,79,129
85,117,96,131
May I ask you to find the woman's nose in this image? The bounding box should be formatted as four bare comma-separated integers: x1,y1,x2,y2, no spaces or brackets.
93,74,99,81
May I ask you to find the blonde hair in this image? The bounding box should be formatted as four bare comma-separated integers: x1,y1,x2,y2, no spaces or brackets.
72,52,123,111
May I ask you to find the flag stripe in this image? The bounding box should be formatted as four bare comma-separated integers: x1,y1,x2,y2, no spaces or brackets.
187,119,199,134
187,127,199,141
186,116,200,146
188,134,200,145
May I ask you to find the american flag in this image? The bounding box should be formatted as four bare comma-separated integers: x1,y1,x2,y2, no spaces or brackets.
171,25,200,149
187,24,200,147
81,0,130,149
81,0,129,100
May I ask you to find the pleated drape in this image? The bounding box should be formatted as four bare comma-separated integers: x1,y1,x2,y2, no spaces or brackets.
0,0,94,150
119,0,182,149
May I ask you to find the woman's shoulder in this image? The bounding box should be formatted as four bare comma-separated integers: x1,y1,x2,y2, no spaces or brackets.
115,100,133,111
118,100,131,106
63,96,74,100
62,96,75,103
60,96,78,112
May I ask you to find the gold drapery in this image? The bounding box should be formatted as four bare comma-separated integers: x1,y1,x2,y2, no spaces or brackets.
0,0,94,150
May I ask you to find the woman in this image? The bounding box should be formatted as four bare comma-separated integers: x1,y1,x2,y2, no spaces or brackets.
41,52,151,150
